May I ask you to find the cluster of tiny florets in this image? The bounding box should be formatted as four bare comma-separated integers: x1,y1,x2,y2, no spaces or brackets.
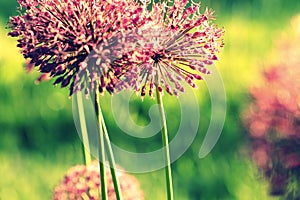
112,0,224,97
52,161,144,200
9,0,148,96
9,0,224,97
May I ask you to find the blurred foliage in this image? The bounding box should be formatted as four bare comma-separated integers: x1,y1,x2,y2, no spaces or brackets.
0,0,17,21
1,0,300,200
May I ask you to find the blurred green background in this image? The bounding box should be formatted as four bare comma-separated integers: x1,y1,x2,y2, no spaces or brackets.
1,0,300,199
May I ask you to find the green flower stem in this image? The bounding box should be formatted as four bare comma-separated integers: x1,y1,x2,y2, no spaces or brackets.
76,92,92,165
95,89,123,200
98,97,123,200
95,90,108,200
156,86,174,200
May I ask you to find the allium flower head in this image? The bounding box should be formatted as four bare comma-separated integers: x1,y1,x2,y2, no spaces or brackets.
8,0,148,96
112,0,224,97
53,161,144,200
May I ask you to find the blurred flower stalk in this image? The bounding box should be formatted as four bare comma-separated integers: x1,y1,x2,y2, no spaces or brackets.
8,0,224,199
243,15,300,198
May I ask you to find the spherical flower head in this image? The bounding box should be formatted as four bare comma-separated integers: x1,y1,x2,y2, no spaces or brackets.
8,0,149,96
53,161,144,200
111,0,224,98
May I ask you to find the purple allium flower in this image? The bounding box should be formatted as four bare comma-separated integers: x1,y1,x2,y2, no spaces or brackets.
53,161,144,200
111,0,224,98
8,0,149,96
243,19,300,196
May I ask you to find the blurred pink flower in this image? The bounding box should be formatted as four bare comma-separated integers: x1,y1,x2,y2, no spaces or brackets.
53,161,144,200
246,65,300,139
